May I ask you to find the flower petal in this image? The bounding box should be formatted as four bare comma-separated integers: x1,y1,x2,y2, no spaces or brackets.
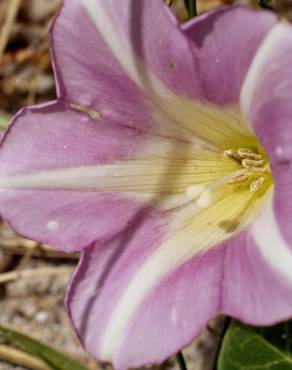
222,194,292,325
240,23,292,162
66,182,259,368
66,213,222,369
50,0,150,126
51,0,201,110
0,93,259,252
0,101,149,251
240,23,292,248
182,6,277,104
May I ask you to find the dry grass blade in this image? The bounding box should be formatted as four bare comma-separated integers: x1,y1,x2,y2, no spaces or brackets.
0,266,73,284
0,344,51,370
0,0,22,58
0,238,79,259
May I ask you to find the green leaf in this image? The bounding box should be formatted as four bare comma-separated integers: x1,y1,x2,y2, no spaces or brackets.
258,0,274,10
0,111,11,130
218,320,292,370
183,0,197,18
0,325,90,370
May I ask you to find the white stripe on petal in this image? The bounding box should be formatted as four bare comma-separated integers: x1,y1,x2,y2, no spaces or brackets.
81,0,149,88
0,157,237,195
80,0,197,109
240,24,288,116
77,2,256,149
251,192,292,282
99,233,194,360
99,187,259,360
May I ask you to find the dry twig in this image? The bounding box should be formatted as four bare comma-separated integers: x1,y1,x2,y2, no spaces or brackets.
0,238,79,259
0,266,73,285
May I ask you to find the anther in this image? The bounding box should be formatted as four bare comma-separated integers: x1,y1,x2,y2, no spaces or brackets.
237,148,262,160
249,177,265,192
245,167,265,173
242,158,264,168
228,174,248,184
223,150,242,162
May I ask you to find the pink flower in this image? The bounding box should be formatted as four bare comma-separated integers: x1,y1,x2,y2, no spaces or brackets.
0,1,291,368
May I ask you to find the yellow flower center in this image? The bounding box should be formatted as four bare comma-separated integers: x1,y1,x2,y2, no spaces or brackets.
163,99,276,241
184,141,273,213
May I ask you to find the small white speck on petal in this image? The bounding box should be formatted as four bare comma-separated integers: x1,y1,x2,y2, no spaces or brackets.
46,220,59,231
275,146,284,157
171,306,178,324
80,115,89,123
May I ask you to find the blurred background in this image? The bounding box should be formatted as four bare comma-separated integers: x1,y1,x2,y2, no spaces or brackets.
0,0,284,369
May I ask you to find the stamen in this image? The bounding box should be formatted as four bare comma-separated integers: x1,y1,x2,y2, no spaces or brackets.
188,144,270,209
228,174,248,184
238,148,253,153
237,148,262,160
249,176,265,192
208,170,247,190
242,158,264,168
223,150,242,162
245,167,266,173
223,147,270,190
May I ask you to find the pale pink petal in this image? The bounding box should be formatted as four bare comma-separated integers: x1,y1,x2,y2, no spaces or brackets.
0,101,147,251
66,211,222,369
241,23,292,161
66,193,292,368
51,0,202,110
182,6,277,104
240,23,292,247
223,196,292,324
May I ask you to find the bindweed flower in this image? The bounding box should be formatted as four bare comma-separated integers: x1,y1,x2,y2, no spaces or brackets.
0,1,292,368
